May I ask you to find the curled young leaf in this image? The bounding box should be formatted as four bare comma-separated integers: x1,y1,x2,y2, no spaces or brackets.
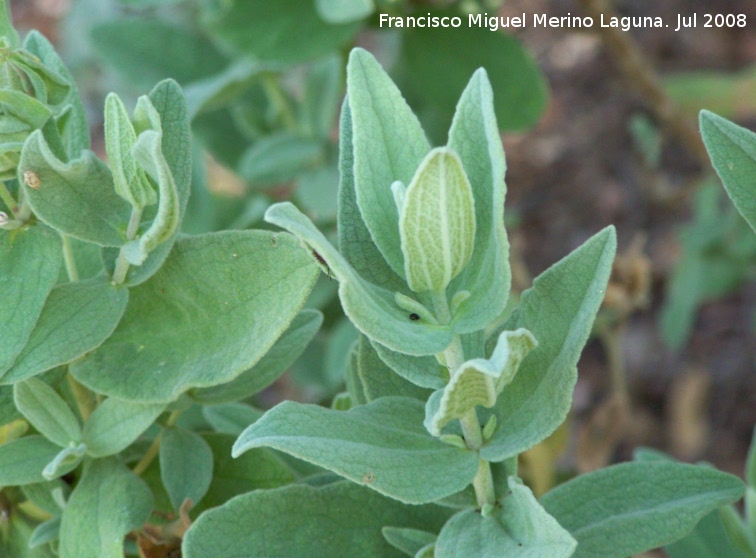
399,148,476,293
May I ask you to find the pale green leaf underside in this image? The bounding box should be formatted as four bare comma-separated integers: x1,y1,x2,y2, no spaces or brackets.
82,398,166,457
400,148,476,292
700,110,756,232
232,397,478,504
20,131,131,246
0,226,61,374
483,227,616,462
265,202,453,356
426,328,537,436
1,278,129,384
183,481,452,558
347,47,430,278
541,461,745,558
58,458,153,558
14,378,81,447
71,231,318,402
436,478,576,558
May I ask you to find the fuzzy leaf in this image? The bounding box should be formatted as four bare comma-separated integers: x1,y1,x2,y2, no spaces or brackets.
104,93,155,209
58,458,153,558
1,278,129,384
20,132,131,246
183,481,452,557
232,397,478,504
13,378,80,447
347,48,430,278
265,202,453,355
191,309,322,404
446,69,511,333
399,148,475,292
0,226,61,373
482,227,616,461
541,461,745,558
160,426,213,510
82,398,166,457
72,231,318,401
700,110,756,232
0,435,61,486
426,328,536,436
202,403,263,436
436,478,576,558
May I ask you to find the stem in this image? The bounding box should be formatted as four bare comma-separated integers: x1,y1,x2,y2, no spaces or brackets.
261,73,297,131
61,234,79,282
132,410,181,475
432,288,496,508
112,206,142,285
67,373,95,421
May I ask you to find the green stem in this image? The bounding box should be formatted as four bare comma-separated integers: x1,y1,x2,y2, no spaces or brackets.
67,373,95,421
132,410,181,475
61,234,79,282
261,73,297,131
111,206,142,285
432,288,497,508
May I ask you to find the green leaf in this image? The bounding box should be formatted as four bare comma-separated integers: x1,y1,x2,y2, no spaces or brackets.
232,397,478,504
382,527,436,557
666,508,751,558
58,458,153,558
540,461,746,558
193,432,294,513
315,0,373,24
82,398,165,457
446,69,511,333
105,79,192,286
159,426,213,510
396,19,547,139
482,227,616,462
301,55,343,140
91,19,228,90
13,378,81,447
19,131,131,246
122,128,180,265
265,202,453,356
437,478,576,557
372,341,448,389
337,98,408,294
700,110,756,232
29,516,60,549
357,336,432,402
184,58,270,118
238,133,323,187
0,435,61,486
1,278,129,384
183,481,452,557
24,31,90,156
191,309,322,404
347,47,430,278
747,426,756,488
0,226,61,373
426,328,537,437
202,0,360,66
72,231,319,401
202,403,263,435
42,442,86,480
0,1,20,48
398,148,476,292
104,93,155,209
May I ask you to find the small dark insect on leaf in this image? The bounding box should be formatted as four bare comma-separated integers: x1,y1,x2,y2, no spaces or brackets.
409,313,420,321
311,250,332,280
